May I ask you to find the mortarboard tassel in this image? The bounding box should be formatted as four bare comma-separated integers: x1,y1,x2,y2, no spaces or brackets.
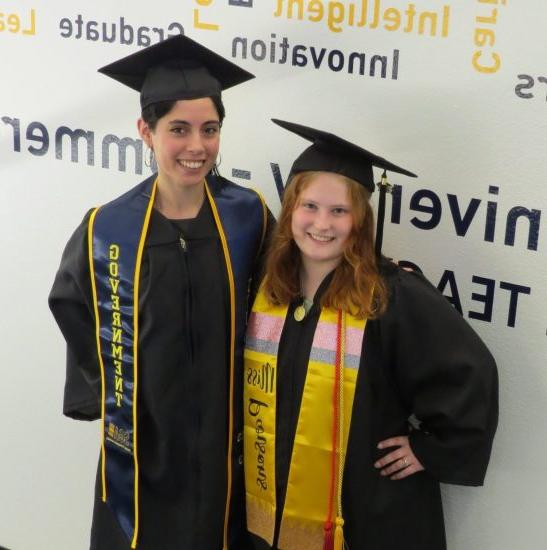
375,170,391,258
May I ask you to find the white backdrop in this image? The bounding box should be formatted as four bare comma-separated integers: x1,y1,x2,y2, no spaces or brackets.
1,1,545,549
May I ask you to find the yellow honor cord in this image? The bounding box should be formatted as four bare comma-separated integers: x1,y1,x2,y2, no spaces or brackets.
87,207,108,503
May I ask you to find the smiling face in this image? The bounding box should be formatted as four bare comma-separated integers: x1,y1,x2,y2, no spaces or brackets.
138,97,221,189
291,172,354,273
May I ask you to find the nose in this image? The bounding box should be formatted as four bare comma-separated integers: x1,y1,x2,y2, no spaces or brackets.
187,130,205,154
314,209,331,230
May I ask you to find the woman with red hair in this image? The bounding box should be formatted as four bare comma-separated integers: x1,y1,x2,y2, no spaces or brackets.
243,120,498,550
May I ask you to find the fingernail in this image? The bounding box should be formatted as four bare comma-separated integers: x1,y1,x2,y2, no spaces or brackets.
377,443,383,449
374,461,380,468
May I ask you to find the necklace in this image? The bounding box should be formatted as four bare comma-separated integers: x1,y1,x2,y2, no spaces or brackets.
294,297,313,322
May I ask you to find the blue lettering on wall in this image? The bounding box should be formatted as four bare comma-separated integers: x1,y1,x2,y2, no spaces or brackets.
1,115,152,176
469,276,496,322
391,184,541,252
403,263,532,328
410,189,442,230
229,0,253,6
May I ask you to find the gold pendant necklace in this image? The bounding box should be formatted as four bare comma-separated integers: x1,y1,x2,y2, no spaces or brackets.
294,297,313,322
293,304,306,322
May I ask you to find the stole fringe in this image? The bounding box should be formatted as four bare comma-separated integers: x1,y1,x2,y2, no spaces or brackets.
323,521,334,550
334,517,344,550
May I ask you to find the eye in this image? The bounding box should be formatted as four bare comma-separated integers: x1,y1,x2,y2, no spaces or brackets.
170,126,187,136
203,125,220,137
332,207,350,215
301,201,317,211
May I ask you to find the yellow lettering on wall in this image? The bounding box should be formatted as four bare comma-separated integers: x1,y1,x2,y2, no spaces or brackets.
441,6,450,37
472,50,500,73
474,27,495,47
7,13,20,33
0,9,36,35
308,0,324,22
193,9,219,30
403,4,416,33
272,0,450,37
112,312,122,328
288,0,305,19
22,9,35,35
111,294,120,311
472,0,504,74
115,392,123,407
418,11,438,37
477,8,498,24
383,8,401,31
328,2,344,32
115,375,123,393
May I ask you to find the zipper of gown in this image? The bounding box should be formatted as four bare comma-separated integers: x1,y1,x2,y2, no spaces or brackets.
179,235,193,365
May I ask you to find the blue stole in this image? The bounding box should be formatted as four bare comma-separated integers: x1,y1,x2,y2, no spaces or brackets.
88,174,266,548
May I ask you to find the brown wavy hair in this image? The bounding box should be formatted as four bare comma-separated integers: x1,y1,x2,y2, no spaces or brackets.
263,171,388,319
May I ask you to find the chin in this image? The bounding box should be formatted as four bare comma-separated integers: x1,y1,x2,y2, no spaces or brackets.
177,173,207,187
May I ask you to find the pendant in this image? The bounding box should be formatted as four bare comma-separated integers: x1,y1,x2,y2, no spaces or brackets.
293,304,306,322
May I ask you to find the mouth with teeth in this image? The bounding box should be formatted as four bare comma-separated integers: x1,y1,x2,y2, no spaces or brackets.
308,233,335,243
178,159,206,169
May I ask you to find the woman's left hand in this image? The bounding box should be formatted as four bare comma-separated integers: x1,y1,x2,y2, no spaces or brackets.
374,436,425,480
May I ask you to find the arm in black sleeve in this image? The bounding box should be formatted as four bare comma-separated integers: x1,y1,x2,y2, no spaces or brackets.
48,211,101,420
384,268,498,486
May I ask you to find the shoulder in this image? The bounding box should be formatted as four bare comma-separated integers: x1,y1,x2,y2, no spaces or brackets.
378,260,462,324
208,174,265,204
376,262,495,363
99,174,156,211
207,175,268,230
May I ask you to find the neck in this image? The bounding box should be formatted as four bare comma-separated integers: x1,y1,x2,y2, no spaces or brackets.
155,177,206,219
300,258,340,301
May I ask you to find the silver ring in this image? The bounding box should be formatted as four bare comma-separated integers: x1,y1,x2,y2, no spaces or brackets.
402,457,408,467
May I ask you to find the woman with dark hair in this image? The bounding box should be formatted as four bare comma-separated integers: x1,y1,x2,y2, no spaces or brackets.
243,120,498,550
49,35,271,550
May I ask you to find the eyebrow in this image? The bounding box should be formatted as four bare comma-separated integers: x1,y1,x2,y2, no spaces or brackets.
301,197,350,208
168,119,220,126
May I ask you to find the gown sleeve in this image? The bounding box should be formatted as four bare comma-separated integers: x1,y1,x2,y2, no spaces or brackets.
383,268,499,486
48,210,101,421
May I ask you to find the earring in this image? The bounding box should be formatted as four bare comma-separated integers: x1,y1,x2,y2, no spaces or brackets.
145,147,155,169
212,153,222,177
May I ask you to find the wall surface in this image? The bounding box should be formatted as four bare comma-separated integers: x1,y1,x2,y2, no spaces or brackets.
1,1,545,549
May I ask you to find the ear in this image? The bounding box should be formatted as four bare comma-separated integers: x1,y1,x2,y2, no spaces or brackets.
137,118,153,148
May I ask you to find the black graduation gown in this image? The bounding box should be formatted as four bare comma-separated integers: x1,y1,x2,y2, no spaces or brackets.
249,263,498,550
49,195,271,550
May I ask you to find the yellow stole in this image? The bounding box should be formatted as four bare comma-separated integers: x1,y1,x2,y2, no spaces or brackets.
244,289,367,550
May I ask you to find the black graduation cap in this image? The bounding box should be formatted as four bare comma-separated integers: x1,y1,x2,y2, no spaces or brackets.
272,118,417,256
272,119,416,191
98,34,255,109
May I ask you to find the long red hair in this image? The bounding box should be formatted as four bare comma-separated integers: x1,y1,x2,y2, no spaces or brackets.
263,171,388,319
